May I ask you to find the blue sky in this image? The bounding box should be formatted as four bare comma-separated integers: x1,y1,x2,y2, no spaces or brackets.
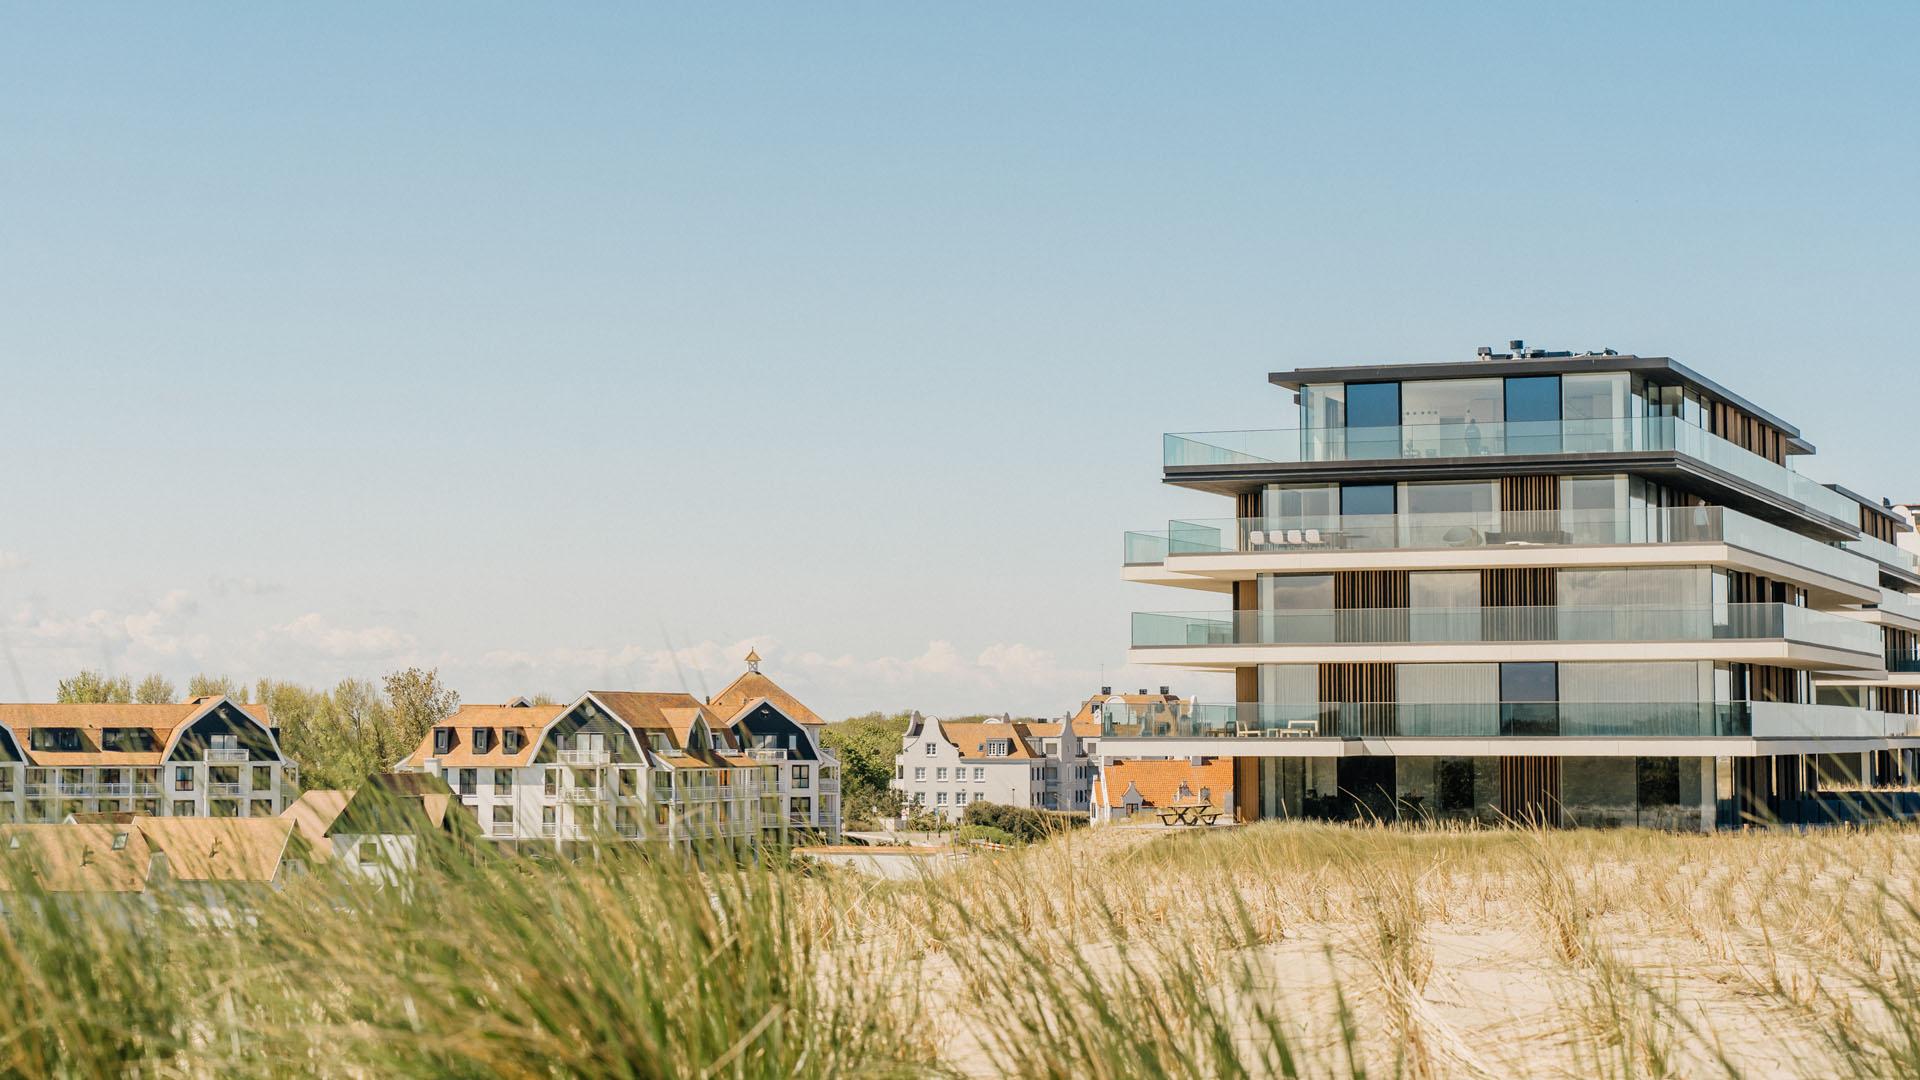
1,4,1915,718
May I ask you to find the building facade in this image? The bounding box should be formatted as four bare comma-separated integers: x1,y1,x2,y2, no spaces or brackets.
1116,346,1920,828
894,689,1181,818
399,658,840,848
0,697,297,824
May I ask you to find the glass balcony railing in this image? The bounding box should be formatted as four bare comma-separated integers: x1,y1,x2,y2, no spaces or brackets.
1164,416,1860,523
1126,506,1878,589
1889,652,1920,674
1099,700,1886,739
1131,603,1883,656
1846,534,1920,576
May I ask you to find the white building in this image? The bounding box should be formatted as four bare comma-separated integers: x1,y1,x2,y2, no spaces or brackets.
0,697,297,824
400,659,840,849
892,688,1184,818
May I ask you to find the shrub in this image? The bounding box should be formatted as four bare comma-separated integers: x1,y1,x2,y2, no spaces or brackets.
960,801,1088,844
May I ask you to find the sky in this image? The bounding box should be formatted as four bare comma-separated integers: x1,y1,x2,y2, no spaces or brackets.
1,3,1915,719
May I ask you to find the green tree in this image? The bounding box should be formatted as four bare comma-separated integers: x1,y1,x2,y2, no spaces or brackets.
821,711,912,825
133,674,177,704
186,673,248,702
56,670,132,703
383,667,459,750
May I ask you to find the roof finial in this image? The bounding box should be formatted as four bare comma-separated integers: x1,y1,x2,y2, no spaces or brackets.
745,648,761,674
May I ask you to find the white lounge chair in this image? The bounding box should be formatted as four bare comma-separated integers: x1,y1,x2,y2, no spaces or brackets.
1246,530,1266,548
1286,529,1305,545
1303,528,1323,546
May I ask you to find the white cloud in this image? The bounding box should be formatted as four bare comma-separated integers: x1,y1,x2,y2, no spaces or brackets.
264,613,415,659
0,551,27,571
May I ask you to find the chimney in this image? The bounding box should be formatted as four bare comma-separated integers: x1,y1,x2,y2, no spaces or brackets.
1159,685,1170,696
1100,686,1111,696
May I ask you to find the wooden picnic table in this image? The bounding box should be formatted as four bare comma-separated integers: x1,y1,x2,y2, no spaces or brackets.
1154,802,1223,827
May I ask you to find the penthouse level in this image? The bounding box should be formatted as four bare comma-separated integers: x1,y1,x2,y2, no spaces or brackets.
1119,346,1920,829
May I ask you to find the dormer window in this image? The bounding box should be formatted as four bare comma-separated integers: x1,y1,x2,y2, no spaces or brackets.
984,740,1010,757
472,728,493,754
433,728,453,756
503,729,522,754
30,729,82,753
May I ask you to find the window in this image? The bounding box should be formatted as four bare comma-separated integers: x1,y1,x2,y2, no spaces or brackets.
249,799,273,817
174,766,194,792
936,792,947,805
1501,662,1559,736
458,768,477,796
543,770,559,797
914,767,926,781
1437,758,1476,812
973,767,984,781
492,805,513,825
1260,483,1338,528
1401,378,1502,456
495,769,513,796
433,728,453,755
0,770,11,793
504,728,522,754
954,792,967,806
542,806,556,827
211,733,239,751
30,729,81,753
791,765,810,789
472,728,492,754
172,800,195,817
935,767,948,780
1340,483,1395,517
925,742,936,756
618,768,639,797
1345,381,1400,429
1505,375,1562,454
252,765,272,790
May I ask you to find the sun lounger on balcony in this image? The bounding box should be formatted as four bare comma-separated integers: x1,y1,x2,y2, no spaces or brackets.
1246,530,1266,547
1286,529,1305,545
1303,528,1323,546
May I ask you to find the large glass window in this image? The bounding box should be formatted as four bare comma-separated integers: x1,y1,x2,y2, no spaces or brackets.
1500,662,1558,736
1562,372,1634,452
1402,378,1503,427
1344,382,1400,459
1505,375,1563,454
1396,664,1497,735
1558,567,1708,610
1260,483,1337,527
1400,481,1497,520
1258,575,1334,643
1561,474,1629,543
1408,572,1479,641
1340,483,1395,517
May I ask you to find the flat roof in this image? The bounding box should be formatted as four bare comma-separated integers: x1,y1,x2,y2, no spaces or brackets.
1266,354,1808,448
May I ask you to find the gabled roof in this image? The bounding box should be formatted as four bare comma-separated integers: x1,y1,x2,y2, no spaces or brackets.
935,721,1040,761
0,697,277,767
707,669,825,727
1102,758,1234,809
1067,692,1185,737
285,789,352,859
399,703,562,768
591,691,716,732
327,773,472,839
138,817,295,883
0,824,152,893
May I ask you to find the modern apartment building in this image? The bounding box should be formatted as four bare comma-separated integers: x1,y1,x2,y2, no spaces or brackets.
0,697,297,824
894,688,1180,817
1117,346,1920,828
399,657,840,848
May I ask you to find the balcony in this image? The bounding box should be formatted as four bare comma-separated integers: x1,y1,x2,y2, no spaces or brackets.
1846,534,1920,578
1131,603,1884,660
558,749,609,765
561,787,598,804
1163,417,1860,524
96,783,132,798
204,749,249,763
488,823,516,839
1100,701,1887,740
615,824,643,840
540,823,557,838
207,783,244,798
750,748,787,763
1890,652,1920,674
1127,507,1878,593
132,783,161,797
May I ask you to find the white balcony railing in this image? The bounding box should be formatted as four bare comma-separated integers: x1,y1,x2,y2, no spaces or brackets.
559,749,609,766
539,823,557,838
97,783,132,797
205,749,249,763
488,823,516,839
132,784,161,797
751,748,787,763
615,825,642,840
561,788,598,804
207,783,244,797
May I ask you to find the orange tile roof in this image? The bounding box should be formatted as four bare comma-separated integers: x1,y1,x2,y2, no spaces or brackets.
399,703,562,768
0,698,274,767
0,824,153,893
1102,758,1234,809
707,669,826,727
284,789,352,859
137,816,295,883
937,721,1040,761
1070,692,1184,737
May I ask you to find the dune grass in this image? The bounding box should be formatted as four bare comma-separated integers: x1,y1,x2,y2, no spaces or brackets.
5,821,1920,1077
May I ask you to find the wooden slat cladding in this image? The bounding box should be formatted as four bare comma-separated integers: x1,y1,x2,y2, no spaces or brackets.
1499,757,1562,826
1234,666,1258,704
1707,399,1787,465
1749,664,1798,704
1232,579,1258,612
1334,570,1408,609
1318,662,1394,735
1233,757,1261,822
1479,568,1555,607
1725,570,1807,606
1499,475,1560,513
1861,506,1901,544
1237,491,1261,521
